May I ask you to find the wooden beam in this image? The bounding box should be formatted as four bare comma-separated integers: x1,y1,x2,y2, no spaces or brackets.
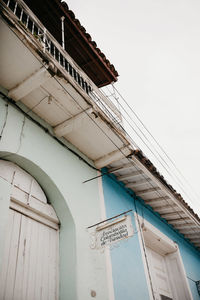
178,228,200,234
185,232,200,238
191,241,200,245
153,205,177,213
125,178,152,188
136,187,161,196
144,197,170,206
8,67,52,101
117,171,144,182
54,108,93,137
168,218,191,225
174,223,198,229
160,212,186,219
94,147,132,169
185,236,200,241
62,11,117,84
109,163,136,174
130,155,200,227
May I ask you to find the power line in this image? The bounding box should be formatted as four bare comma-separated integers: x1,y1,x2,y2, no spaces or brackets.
102,85,200,210
2,12,199,240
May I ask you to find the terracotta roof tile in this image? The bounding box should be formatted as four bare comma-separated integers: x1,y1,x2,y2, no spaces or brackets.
60,1,119,78
133,149,200,223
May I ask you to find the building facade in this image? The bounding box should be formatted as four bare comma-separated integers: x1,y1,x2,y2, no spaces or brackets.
0,0,199,299
101,172,200,300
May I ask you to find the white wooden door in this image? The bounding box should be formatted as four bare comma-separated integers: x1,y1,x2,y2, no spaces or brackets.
146,247,173,300
0,209,59,300
165,252,192,300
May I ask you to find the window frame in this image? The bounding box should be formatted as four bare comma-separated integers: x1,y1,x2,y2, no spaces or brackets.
134,212,193,300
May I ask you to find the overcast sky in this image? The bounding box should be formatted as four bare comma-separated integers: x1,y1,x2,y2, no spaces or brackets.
66,0,200,215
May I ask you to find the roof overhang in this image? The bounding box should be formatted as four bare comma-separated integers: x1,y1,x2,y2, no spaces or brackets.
23,0,119,87
0,0,199,251
108,153,200,251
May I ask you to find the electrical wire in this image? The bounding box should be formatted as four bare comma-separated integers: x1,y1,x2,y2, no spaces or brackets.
187,276,198,283
113,84,200,199
112,94,200,211
103,170,200,253
2,0,199,214
1,11,200,243
0,92,199,252
4,11,199,234
99,89,200,232
0,3,191,206
0,91,98,171
103,85,200,210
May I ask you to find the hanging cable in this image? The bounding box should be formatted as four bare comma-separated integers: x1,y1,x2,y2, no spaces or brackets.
102,84,200,210
1,13,199,241
4,13,199,233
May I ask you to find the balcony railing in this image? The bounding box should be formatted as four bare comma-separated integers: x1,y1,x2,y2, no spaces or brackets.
1,0,122,126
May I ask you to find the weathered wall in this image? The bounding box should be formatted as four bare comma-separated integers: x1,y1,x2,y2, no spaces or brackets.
0,94,109,300
102,172,200,300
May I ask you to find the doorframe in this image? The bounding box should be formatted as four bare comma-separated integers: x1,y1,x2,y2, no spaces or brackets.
10,197,59,230
134,212,193,300
0,158,76,300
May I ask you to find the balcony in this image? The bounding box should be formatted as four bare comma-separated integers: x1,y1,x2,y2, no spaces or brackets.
1,0,200,250
0,0,131,163
1,0,122,122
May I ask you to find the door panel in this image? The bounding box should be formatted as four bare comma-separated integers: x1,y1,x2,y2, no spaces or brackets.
0,209,59,300
146,247,173,300
165,252,192,300
0,210,21,300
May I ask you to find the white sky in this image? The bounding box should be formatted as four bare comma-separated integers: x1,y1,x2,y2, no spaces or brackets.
66,0,200,215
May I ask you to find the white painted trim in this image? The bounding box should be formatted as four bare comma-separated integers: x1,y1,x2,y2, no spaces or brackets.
131,156,200,227
8,66,52,101
95,147,131,169
139,216,177,252
10,199,59,230
135,212,193,300
56,225,60,299
134,212,154,300
96,216,127,231
175,248,193,300
54,108,93,137
109,163,136,173
117,170,143,181
98,172,115,300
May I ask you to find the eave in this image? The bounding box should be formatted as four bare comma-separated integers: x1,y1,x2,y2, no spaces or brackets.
108,154,200,251
0,0,199,252
23,0,119,87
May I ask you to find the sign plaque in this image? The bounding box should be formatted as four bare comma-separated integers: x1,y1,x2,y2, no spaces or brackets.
94,215,134,249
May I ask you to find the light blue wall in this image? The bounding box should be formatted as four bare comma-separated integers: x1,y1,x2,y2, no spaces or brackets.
0,94,110,300
102,172,200,300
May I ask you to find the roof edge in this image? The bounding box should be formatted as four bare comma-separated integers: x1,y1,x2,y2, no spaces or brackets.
58,1,119,80
133,149,200,224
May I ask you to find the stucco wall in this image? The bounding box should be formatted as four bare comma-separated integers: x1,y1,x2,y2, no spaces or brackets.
0,94,109,300
102,172,200,300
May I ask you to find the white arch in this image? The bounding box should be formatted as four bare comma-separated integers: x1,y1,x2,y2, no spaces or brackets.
0,159,47,203
0,159,59,229
0,159,60,299
0,158,77,299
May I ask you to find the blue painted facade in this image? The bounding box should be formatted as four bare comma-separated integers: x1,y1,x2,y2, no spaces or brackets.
102,172,200,300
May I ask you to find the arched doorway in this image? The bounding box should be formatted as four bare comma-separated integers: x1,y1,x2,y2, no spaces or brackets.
0,160,59,300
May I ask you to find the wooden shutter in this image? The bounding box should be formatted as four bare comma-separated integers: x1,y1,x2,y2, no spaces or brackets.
0,209,59,300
